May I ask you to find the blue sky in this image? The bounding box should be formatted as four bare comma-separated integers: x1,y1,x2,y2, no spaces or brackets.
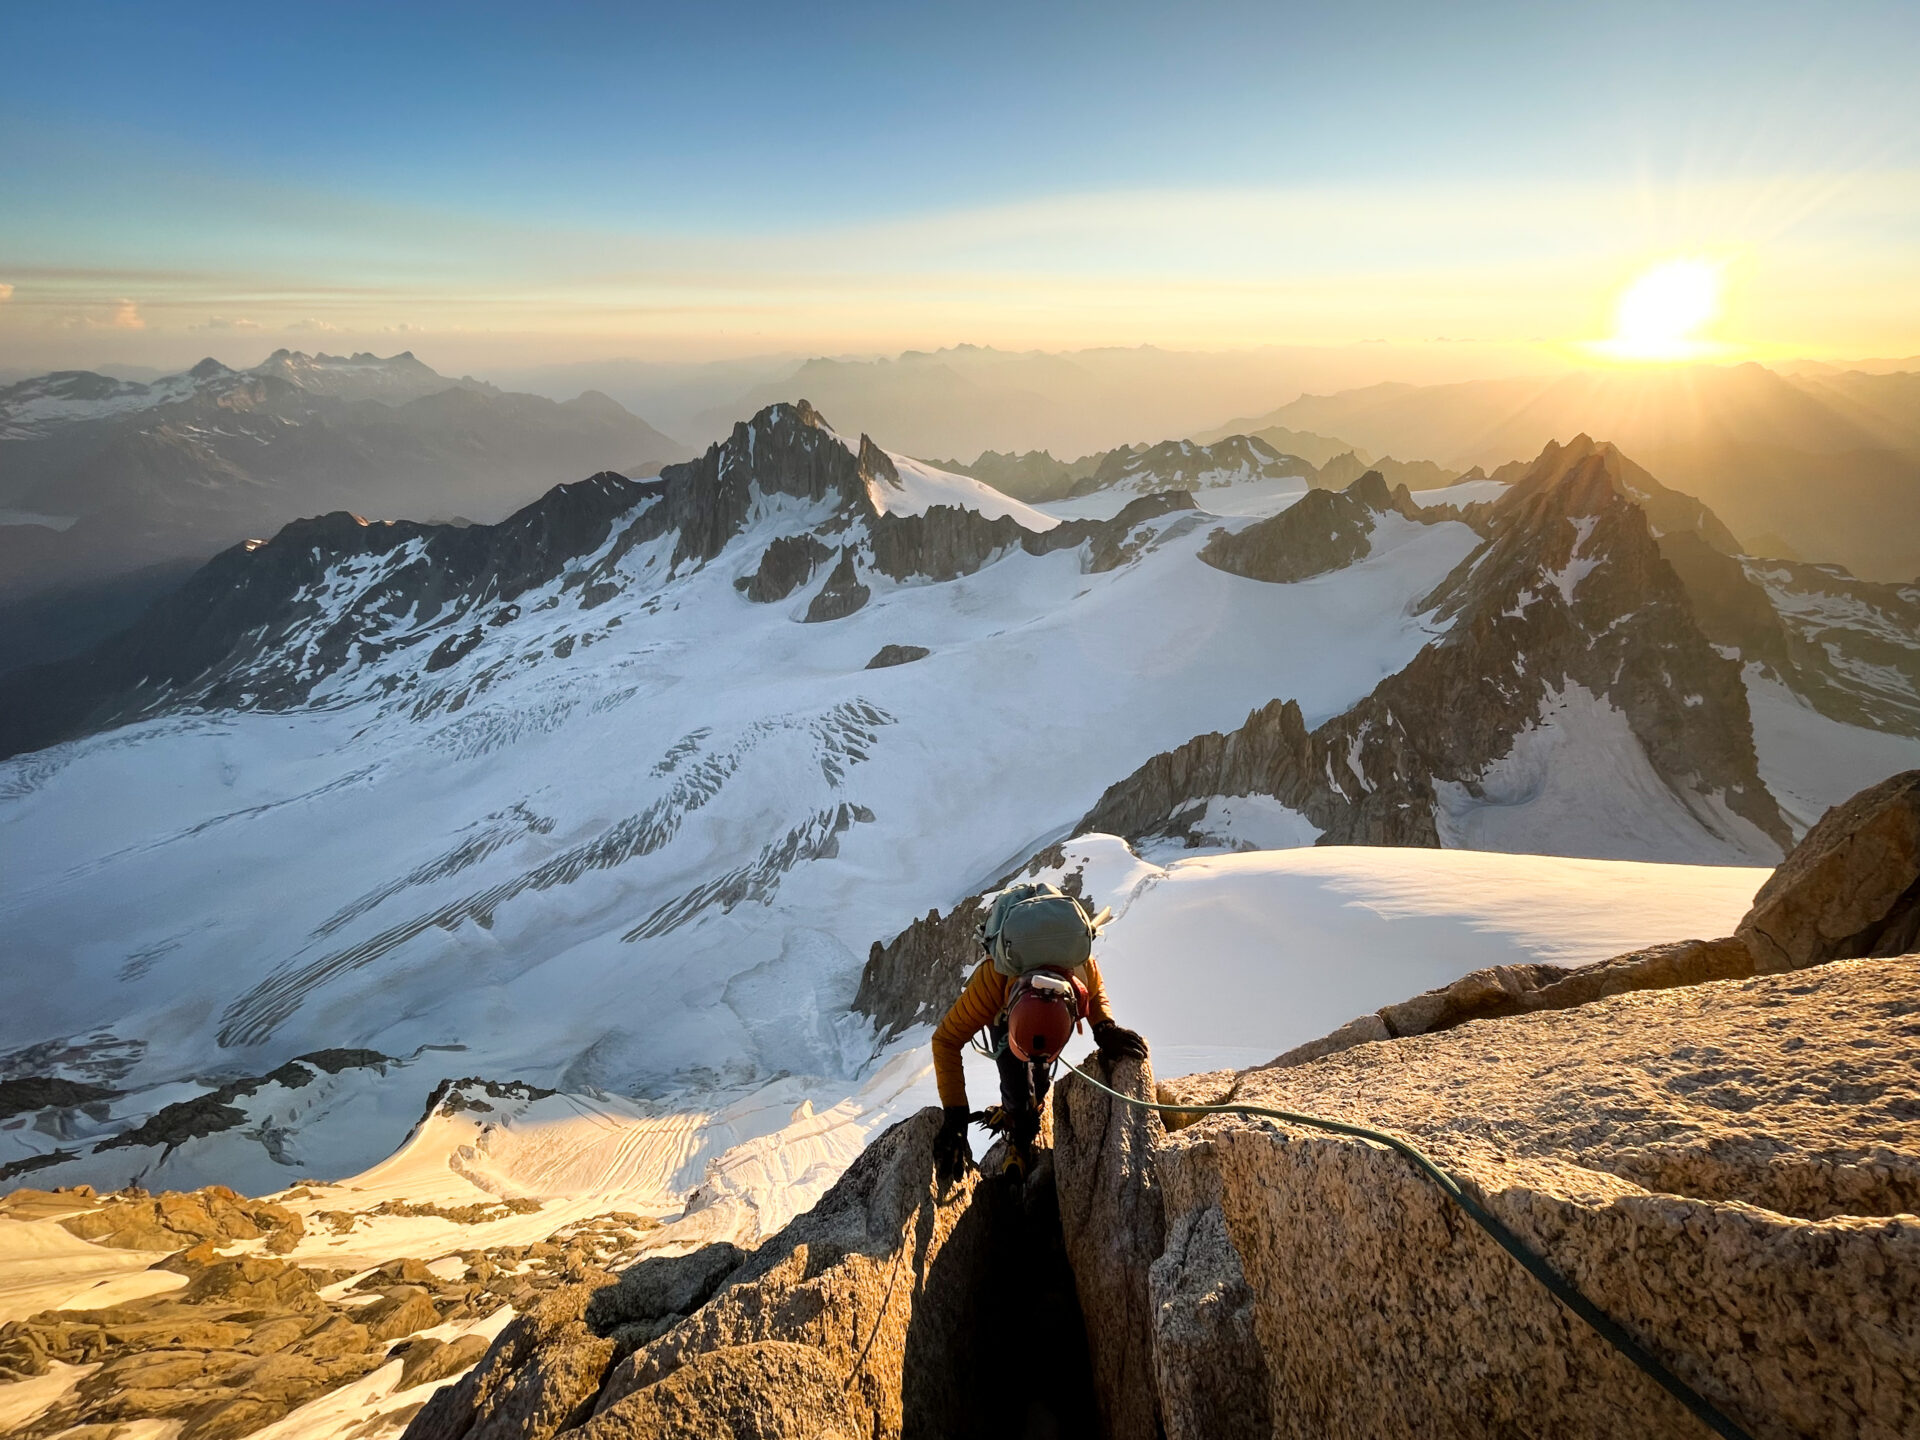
3,1,1916,367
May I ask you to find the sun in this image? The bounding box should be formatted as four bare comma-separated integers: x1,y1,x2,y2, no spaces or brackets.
1598,258,1723,361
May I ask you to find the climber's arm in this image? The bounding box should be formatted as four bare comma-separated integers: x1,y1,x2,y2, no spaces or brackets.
1083,955,1115,1027
1084,955,1149,1061
930,960,1007,1110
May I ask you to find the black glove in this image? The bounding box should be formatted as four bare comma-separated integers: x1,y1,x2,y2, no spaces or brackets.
933,1106,975,1185
1092,1020,1149,1062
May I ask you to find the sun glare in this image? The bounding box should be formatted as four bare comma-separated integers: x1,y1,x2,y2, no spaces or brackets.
1598,258,1723,362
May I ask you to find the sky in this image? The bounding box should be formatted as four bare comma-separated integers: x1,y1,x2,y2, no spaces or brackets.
2,0,1917,376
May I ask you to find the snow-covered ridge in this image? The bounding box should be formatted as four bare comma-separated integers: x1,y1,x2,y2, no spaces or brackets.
0,352,483,442
3,409,1917,1225
865,449,1059,530
0,399,1487,1197
1039,433,1316,521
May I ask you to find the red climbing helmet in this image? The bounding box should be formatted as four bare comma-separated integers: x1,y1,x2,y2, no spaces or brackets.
1005,970,1087,1063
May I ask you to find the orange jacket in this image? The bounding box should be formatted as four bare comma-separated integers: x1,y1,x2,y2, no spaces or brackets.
931,956,1115,1109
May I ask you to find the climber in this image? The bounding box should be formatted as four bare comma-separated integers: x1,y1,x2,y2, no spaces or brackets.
931,882,1149,1184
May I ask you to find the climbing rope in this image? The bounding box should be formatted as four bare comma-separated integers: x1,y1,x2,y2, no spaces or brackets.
1058,1057,1757,1440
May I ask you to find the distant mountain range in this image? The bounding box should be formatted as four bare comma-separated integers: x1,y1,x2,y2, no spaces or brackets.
1232,362,1920,581
934,435,1468,507
0,351,692,669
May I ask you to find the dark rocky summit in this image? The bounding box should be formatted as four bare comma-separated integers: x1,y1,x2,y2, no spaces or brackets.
1487,433,1745,554
1199,470,1426,583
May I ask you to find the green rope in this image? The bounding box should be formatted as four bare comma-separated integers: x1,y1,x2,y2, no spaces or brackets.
1058,1057,1756,1440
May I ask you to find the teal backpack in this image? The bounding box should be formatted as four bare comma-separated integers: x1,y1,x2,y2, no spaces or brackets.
977,883,1112,978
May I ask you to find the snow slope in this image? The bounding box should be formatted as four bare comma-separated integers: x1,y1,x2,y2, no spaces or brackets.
3,402,1900,1212
22,835,1762,1259
1744,668,1920,832
868,450,1060,529
0,832,1765,1440
0,431,1480,1193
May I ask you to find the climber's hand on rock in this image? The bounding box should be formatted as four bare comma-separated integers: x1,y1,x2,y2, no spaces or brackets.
1092,1020,1149,1063
934,1106,975,1185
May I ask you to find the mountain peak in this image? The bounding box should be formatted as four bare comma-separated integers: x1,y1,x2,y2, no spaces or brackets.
1497,436,1741,551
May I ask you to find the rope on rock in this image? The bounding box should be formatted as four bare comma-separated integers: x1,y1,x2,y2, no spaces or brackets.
1058,1057,1757,1440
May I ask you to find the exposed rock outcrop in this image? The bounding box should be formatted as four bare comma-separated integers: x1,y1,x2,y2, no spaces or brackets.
1053,1051,1167,1440
1259,938,1755,1069
1144,954,1920,1439
0,1195,663,1440
737,534,832,603
406,1107,1101,1440
1488,433,1743,554
864,644,930,669
802,548,871,622
1655,529,1793,669
1199,471,1425,583
54,1184,305,1253
1312,451,1462,493
1079,699,1314,845
853,896,989,1038
1739,769,1920,970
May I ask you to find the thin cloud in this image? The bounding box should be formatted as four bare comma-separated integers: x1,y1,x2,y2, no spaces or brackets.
286,317,339,332
192,315,261,331
0,282,13,303
60,298,149,331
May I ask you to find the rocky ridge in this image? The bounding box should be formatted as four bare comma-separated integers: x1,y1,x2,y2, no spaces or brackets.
1199,469,1427,583
404,773,1920,1440
404,1109,1098,1440
0,1182,660,1440
1071,435,1315,500
1311,450,1466,492
0,402,1200,760
1080,441,1792,854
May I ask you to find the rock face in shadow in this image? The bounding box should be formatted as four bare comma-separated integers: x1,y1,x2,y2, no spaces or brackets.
1199,471,1423,583
1078,698,1314,847
1052,1053,1167,1440
802,547,871,622
1739,769,1920,971
737,534,832,603
1153,954,1920,1440
865,644,930,669
853,896,990,1039
405,1107,1100,1440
